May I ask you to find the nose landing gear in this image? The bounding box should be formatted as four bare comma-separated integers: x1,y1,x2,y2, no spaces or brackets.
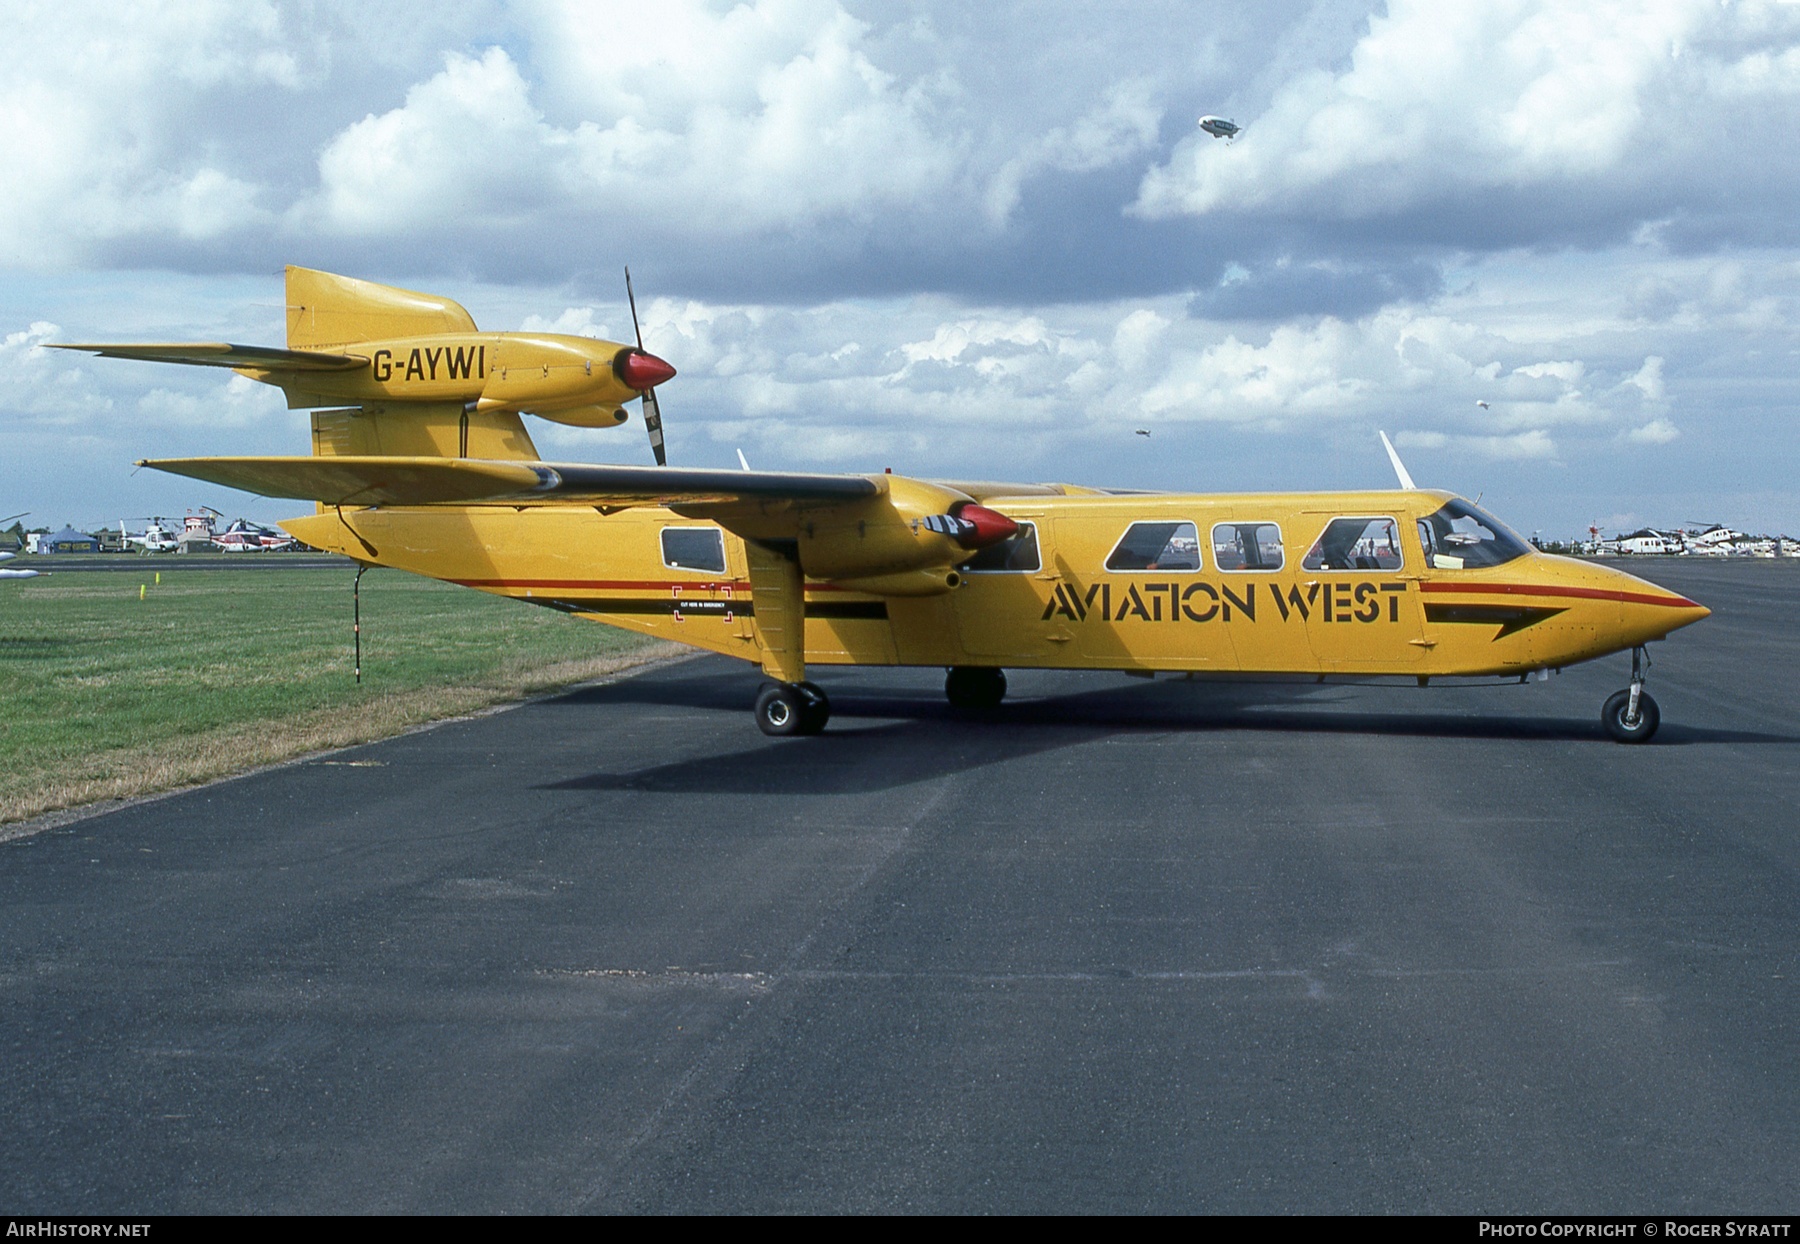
1601,646,1660,743
945,666,1007,711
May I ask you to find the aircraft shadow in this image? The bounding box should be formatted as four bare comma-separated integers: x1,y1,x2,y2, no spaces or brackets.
541,675,1794,798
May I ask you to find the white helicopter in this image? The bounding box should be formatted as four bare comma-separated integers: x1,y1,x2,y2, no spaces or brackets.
122,517,181,554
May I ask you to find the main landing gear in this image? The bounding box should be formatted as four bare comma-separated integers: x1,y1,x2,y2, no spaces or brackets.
755,680,830,737
1601,646,1660,744
945,666,1007,711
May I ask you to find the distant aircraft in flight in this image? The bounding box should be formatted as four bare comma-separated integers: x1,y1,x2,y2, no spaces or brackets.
1198,116,1240,140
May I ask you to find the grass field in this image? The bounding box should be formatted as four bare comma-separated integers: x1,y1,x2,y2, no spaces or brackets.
0,565,676,826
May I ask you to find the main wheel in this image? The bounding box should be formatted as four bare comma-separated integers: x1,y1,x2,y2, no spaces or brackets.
756,681,830,736
945,666,1007,710
755,683,805,736
1601,688,1660,743
796,681,831,735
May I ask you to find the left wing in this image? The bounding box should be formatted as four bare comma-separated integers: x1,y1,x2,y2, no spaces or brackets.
141,456,884,508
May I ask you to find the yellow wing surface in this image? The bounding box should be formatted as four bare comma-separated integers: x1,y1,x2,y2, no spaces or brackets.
140,456,885,509
50,343,368,371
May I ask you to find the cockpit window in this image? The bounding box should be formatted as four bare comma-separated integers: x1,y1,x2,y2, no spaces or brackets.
1212,522,1284,572
1106,521,1201,572
1416,499,1531,570
1303,517,1405,571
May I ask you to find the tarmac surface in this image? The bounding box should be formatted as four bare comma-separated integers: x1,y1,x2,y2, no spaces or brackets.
2,558,1795,1214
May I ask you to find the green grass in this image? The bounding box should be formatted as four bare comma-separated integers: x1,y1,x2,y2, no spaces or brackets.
0,565,672,825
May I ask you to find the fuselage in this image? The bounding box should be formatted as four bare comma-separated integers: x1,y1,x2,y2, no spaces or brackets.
283,487,1708,680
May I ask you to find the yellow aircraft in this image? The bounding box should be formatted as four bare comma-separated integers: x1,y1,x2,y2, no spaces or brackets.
71,269,1708,742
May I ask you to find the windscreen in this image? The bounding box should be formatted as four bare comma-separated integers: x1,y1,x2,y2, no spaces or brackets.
1416,499,1531,570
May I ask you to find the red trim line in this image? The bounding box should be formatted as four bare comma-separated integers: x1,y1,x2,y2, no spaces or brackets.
1420,581,1701,608
453,577,751,592
450,577,863,595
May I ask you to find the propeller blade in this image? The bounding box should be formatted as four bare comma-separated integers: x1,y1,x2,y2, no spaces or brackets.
626,266,667,466
643,386,666,467
625,266,644,350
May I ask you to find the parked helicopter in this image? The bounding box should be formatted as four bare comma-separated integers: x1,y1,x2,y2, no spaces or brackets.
122,518,181,553
71,268,1706,742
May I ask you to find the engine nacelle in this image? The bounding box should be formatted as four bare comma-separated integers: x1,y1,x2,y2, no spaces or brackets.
529,404,628,428
797,476,1017,589
830,567,965,596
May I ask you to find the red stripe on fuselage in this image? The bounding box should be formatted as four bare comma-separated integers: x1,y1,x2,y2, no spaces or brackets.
1419,581,1700,608
450,577,862,594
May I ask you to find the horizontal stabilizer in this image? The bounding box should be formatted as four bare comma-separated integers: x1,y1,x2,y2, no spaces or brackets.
51,343,367,372
141,456,886,509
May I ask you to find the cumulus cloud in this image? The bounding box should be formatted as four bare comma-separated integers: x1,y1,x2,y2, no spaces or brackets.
1134,0,1800,248
983,81,1162,225
0,323,115,425
304,1,963,238
1625,417,1681,444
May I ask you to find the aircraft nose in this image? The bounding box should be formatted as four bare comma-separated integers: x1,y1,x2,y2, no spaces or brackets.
1599,563,1710,643
615,349,676,392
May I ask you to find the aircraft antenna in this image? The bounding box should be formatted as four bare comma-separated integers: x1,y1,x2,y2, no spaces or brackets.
1379,431,1418,490
624,268,667,467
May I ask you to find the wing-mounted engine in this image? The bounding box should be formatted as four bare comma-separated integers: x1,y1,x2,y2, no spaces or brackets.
795,476,1018,596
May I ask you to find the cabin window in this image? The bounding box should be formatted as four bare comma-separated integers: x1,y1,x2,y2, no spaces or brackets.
660,526,727,574
1302,517,1405,571
1211,522,1284,572
1416,500,1530,570
963,522,1040,573
1106,521,1202,571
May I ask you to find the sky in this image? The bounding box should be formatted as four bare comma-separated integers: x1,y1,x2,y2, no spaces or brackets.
4,0,1800,539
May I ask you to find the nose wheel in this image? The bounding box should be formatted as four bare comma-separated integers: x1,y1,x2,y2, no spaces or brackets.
1602,646,1660,743
945,666,1007,710
755,680,830,736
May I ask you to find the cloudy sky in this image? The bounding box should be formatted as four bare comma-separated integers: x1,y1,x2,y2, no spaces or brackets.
4,0,1799,538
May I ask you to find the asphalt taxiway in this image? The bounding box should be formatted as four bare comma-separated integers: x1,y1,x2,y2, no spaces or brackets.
2,559,1795,1213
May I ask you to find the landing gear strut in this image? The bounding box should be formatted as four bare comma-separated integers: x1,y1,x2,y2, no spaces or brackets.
755,680,830,737
945,666,1007,710
1601,646,1660,744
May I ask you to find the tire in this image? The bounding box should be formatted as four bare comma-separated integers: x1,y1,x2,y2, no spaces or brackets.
945,666,1006,710
1601,688,1660,743
796,681,830,735
755,683,805,736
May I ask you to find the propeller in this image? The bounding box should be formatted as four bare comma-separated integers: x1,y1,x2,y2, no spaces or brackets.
623,267,672,466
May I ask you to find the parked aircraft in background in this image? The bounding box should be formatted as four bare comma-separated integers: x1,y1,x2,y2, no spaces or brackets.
213,519,296,552
122,518,180,553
